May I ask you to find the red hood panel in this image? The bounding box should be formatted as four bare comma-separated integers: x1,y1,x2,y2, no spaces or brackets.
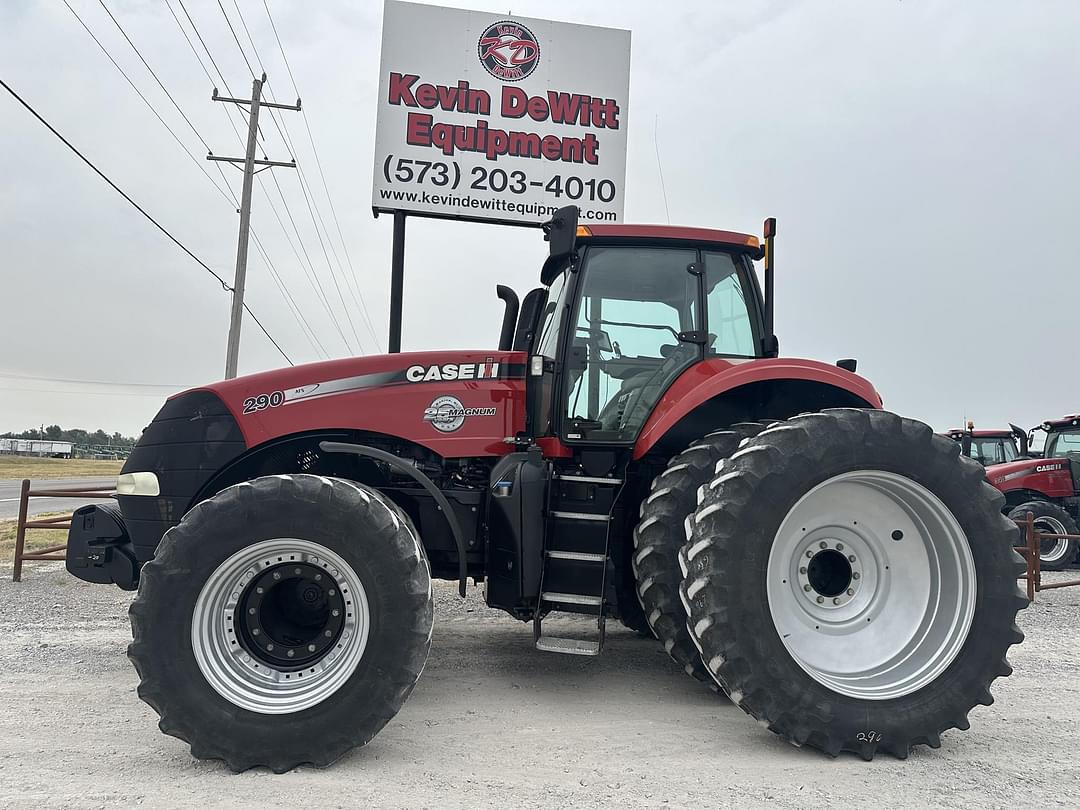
177,350,528,458
985,456,1074,497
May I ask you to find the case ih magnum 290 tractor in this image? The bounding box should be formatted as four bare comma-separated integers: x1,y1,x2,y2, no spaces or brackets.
66,209,1025,771
984,415,1080,570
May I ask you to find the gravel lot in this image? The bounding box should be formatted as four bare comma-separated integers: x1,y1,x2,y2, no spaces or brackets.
1,564,1078,808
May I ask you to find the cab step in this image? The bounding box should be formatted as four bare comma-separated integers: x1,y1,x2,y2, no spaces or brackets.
535,636,601,656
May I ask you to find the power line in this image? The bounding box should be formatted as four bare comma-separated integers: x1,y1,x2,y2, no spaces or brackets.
221,2,373,352
218,0,257,79
96,0,212,153
262,0,383,350
0,371,186,388
0,77,292,367
164,2,344,359
61,0,234,207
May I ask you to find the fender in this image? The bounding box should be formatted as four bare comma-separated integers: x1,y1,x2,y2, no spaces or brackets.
634,357,883,459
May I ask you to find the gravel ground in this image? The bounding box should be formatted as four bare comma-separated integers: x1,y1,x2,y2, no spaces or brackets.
1,564,1078,809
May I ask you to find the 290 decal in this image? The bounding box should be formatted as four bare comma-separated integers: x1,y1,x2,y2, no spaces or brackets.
242,391,285,414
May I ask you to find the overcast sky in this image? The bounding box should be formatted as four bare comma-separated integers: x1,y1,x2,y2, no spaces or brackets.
2,0,1078,438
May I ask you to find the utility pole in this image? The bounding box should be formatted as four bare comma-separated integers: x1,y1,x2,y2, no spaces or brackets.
208,73,300,379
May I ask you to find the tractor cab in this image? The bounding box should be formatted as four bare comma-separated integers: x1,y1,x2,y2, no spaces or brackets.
946,424,1024,466
515,207,770,450
1040,416,1080,488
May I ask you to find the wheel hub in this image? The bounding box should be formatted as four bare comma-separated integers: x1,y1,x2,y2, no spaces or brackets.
798,541,863,608
238,562,346,670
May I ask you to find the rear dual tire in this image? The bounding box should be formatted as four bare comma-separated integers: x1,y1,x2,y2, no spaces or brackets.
129,474,433,772
680,409,1026,758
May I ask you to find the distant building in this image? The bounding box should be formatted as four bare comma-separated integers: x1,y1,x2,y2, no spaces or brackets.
0,438,74,458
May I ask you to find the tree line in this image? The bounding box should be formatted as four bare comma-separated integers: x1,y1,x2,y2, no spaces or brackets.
1,425,138,448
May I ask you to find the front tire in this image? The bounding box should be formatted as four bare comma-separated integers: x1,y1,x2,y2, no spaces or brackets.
1007,500,1079,571
129,474,433,772
680,409,1026,759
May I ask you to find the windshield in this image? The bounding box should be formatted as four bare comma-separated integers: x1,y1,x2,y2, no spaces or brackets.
1045,429,1080,459
967,437,1018,465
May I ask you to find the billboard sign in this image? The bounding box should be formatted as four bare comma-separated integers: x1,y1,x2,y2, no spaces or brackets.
372,1,631,226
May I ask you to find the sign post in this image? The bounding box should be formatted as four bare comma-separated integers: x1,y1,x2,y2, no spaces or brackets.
372,0,631,349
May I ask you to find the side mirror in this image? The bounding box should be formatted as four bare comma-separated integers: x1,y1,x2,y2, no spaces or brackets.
540,206,579,285
595,330,613,353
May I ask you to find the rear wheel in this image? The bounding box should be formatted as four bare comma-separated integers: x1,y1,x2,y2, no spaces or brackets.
1008,500,1079,571
129,474,433,772
633,423,763,682
680,409,1026,759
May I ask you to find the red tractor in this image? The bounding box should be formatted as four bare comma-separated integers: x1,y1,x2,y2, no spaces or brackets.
984,415,1080,570
944,425,1027,467
66,209,1024,771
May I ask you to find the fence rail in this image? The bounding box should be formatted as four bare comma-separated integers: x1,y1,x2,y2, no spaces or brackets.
9,481,1080,600
11,479,115,582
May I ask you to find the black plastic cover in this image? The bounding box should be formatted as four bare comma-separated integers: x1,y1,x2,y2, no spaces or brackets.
484,450,548,614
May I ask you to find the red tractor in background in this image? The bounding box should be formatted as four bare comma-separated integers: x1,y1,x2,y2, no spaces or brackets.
982,415,1080,570
945,424,1029,467
64,208,1025,772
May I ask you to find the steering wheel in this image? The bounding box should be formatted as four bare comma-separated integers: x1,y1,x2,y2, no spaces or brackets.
596,345,691,431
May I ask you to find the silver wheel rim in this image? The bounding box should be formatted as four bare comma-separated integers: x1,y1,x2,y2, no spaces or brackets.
766,470,976,700
191,538,370,714
1035,516,1071,564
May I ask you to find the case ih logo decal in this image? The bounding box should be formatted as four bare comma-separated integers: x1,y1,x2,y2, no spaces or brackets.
406,361,500,382
1036,463,1065,472
424,395,497,433
478,20,539,81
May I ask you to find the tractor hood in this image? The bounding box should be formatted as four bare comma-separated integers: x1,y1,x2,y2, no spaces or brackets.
985,456,1074,497
183,349,529,459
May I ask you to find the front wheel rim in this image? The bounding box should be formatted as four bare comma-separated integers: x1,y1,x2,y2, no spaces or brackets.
766,470,976,701
191,538,370,714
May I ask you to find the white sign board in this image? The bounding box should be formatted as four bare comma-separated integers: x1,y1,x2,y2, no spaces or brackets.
372,1,630,226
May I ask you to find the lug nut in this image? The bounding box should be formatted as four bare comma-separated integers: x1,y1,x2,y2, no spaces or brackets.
308,644,316,652
892,530,904,541
836,543,844,551
256,587,264,594
324,630,332,638
848,555,856,563
804,584,812,592
267,643,274,651
853,572,861,580
248,607,256,615
819,541,827,549
806,550,813,559
329,589,336,597
332,609,340,617
800,567,807,574
816,596,824,604
315,574,322,581
273,572,281,580
833,598,840,605
847,588,855,595
287,649,295,658
252,628,260,636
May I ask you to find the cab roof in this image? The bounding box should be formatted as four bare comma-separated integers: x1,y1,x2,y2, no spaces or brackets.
946,429,1014,439
577,224,760,250
1043,415,1080,430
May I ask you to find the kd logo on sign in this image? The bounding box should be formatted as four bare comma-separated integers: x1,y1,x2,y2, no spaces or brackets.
478,20,540,81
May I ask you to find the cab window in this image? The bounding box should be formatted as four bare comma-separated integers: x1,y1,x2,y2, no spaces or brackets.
703,251,757,357
563,246,697,440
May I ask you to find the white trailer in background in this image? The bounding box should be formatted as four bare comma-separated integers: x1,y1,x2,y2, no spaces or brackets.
0,439,74,458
